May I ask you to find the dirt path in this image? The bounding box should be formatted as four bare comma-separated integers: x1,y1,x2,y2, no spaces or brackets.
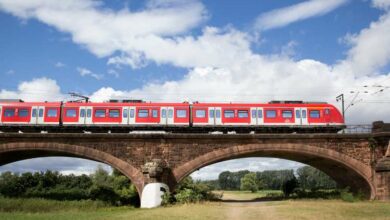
224,201,280,220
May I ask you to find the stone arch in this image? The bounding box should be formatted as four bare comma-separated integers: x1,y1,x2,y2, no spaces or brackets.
173,143,375,199
0,142,144,195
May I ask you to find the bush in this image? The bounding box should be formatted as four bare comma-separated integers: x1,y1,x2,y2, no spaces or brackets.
163,177,222,205
339,187,364,202
175,189,203,203
282,177,298,197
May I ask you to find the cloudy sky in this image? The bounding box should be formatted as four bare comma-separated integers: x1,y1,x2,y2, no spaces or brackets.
1,0,390,180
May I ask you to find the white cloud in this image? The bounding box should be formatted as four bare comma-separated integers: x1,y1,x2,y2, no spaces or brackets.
254,0,348,30
77,67,103,80
336,7,390,76
0,77,64,101
107,69,120,78
55,62,65,68
0,0,207,59
373,0,390,10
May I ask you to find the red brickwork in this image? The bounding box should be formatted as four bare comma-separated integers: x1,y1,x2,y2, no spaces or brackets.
0,133,389,199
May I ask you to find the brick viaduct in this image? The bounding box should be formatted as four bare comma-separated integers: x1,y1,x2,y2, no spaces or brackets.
0,132,390,203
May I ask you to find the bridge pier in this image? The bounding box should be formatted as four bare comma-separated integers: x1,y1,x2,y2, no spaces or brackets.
140,159,171,208
375,143,390,201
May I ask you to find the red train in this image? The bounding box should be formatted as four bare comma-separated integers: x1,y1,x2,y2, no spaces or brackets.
0,99,345,133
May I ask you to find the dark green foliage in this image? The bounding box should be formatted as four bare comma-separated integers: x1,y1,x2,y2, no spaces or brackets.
297,166,336,191
163,176,222,205
282,176,298,197
256,170,295,190
218,170,249,190
0,166,139,206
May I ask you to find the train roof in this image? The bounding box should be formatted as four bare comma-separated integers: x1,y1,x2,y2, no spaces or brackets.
0,100,337,109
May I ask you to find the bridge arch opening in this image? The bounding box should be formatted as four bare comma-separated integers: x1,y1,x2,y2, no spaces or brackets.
0,142,144,204
173,144,375,199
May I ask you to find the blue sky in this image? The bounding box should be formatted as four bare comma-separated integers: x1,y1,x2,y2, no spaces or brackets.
1,0,390,179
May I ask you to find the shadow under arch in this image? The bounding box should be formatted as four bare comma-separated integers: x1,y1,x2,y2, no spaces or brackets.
173,143,375,199
0,142,144,196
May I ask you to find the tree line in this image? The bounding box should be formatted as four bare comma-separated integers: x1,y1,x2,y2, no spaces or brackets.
0,166,139,206
0,165,338,206
214,166,336,192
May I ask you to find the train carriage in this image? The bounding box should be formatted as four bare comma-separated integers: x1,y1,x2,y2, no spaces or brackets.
0,99,345,133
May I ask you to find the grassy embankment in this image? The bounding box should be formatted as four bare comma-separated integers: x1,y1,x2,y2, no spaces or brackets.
1,193,390,220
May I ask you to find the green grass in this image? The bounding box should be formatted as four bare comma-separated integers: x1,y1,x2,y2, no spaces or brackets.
0,197,113,212
1,197,390,220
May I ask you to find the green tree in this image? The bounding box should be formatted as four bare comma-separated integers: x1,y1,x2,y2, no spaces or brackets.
240,172,258,193
297,166,336,191
282,176,298,197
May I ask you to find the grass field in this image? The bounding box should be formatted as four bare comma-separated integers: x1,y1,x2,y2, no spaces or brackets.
1,196,390,220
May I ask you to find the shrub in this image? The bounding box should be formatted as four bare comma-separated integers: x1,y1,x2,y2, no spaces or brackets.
282,177,298,197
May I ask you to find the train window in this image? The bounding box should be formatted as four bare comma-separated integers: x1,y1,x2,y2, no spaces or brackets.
224,110,234,118
32,109,37,117
109,109,120,118
4,109,15,117
196,110,206,118
80,109,85,118
251,110,256,118
176,109,187,118
258,110,263,118
87,109,92,118
66,109,77,118
130,109,135,118
19,109,29,117
95,109,106,118
302,110,307,118
310,110,320,118
209,110,215,118
296,110,301,118
238,110,248,118
168,109,173,118
216,110,221,118
47,109,58,117
152,109,158,118
162,109,166,118
39,109,43,117
282,110,293,118
265,110,276,118
138,109,149,118
123,109,128,118
325,109,330,115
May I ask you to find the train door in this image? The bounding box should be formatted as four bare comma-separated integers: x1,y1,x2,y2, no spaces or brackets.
257,108,264,125
300,108,308,125
85,107,93,125
78,107,86,125
121,107,129,125
128,107,135,125
250,107,257,125
167,107,174,125
160,107,174,125
31,106,44,124
208,107,215,125
294,108,301,125
215,107,222,126
160,107,167,125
